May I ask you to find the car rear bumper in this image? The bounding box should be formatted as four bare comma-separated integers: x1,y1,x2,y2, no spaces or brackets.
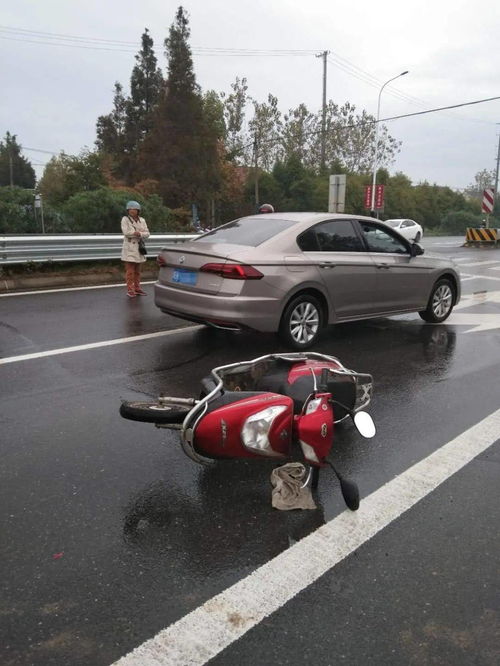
154,282,282,332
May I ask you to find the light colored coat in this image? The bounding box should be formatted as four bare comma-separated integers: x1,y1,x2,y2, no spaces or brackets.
121,215,150,263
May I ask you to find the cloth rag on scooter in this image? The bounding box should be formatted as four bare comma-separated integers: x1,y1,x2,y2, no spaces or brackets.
270,463,317,511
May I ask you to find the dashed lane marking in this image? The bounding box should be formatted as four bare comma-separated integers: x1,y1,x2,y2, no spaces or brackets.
111,407,500,666
0,326,202,365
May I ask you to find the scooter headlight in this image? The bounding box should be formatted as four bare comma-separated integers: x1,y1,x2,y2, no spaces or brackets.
241,405,288,455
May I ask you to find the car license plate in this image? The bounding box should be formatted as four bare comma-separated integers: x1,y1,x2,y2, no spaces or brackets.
172,268,197,285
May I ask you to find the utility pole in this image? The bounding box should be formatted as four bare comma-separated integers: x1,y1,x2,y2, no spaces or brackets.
253,135,259,208
9,152,13,186
316,50,329,172
494,129,500,204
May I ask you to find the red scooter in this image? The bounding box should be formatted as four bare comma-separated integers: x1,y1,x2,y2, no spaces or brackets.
120,353,375,510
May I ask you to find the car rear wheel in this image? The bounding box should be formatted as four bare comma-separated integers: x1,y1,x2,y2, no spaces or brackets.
415,231,421,242
279,294,323,349
419,278,454,323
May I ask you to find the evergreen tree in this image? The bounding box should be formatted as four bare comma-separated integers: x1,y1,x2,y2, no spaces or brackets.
123,29,164,181
138,6,220,209
0,132,36,188
95,82,128,179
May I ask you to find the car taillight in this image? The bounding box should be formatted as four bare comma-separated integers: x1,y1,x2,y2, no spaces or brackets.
156,254,167,267
200,263,263,280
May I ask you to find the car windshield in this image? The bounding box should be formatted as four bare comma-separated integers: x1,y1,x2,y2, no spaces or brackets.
194,217,296,247
386,220,402,228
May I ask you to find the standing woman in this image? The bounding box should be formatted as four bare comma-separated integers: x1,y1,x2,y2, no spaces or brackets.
121,201,150,298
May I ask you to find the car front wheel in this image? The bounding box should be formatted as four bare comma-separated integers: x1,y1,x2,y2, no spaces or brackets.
279,294,323,349
419,279,454,323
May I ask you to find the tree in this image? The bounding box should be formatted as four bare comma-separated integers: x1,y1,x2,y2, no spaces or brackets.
280,104,315,165
122,29,164,182
222,77,248,161
464,168,495,199
138,6,220,209
39,150,106,206
0,132,36,188
248,94,282,172
128,29,164,139
96,83,128,156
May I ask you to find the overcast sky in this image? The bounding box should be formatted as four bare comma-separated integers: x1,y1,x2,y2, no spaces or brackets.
2,0,500,190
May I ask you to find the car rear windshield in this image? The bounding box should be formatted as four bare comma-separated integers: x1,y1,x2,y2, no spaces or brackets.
194,217,296,247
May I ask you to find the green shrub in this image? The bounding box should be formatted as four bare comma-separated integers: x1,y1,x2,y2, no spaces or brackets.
61,187,173,233
440,210,485,235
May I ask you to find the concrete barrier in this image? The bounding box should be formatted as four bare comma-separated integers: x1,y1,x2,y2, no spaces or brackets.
465,228,499,246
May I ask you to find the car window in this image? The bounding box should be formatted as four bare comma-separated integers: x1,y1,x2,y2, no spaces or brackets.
386,220,401,228
194,217,296,247
296,228,319,251
359,222,408,254
402,220,415,228
298,219,363,252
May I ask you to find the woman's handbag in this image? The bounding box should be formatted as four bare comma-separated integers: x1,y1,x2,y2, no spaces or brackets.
128,215,147,255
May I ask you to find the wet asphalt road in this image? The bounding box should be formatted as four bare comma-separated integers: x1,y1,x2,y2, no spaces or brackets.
1,237,500,666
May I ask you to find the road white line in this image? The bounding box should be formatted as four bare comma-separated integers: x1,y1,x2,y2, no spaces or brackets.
0,281,156,298
460,273,500,282
458,260,500,268
112,407,500,666
0,326,202,365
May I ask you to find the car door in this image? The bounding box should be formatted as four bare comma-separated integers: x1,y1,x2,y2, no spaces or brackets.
356,220,431,311
297,218,379,319
400,219,417,240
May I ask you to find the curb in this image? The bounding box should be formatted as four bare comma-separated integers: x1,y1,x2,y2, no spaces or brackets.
0,269,159,293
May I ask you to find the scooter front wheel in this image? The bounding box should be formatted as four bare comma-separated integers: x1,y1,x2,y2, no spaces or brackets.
120,400,191,424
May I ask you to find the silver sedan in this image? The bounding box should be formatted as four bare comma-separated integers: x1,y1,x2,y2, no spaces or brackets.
154,213,460,349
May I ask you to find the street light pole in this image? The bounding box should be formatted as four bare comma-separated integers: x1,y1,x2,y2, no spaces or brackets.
370,70,408,216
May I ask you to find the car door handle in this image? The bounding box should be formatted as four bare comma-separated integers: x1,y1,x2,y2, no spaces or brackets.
319,262,336,268
376,263,390,270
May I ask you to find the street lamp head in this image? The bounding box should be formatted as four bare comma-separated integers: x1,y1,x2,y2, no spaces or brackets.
400,70,409,76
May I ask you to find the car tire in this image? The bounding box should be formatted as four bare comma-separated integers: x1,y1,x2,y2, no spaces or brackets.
279,294,323,349
419,278,455,323
415,231,422,242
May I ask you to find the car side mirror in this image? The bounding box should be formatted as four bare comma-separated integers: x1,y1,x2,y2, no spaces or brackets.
410,242,424,257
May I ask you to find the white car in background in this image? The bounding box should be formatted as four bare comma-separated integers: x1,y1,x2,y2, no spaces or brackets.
383,218,423,242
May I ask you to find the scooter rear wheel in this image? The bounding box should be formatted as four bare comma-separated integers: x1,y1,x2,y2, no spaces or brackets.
120,400,191,424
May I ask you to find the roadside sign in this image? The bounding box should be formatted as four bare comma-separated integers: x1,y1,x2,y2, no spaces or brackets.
34,194,41,209
375,184,385,210
482,189,494,214
364,184,384,210
364,185,372,209
328,174,346,213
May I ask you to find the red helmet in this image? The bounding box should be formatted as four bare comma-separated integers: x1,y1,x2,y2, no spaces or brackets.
258,203,274,214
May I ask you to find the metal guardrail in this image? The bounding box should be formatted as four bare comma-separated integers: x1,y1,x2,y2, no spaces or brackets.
0,234,199,264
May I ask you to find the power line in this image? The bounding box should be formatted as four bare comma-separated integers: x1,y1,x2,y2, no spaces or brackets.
0,26,318,56
23,147,58,154
375,95,500,125
326,56,494,126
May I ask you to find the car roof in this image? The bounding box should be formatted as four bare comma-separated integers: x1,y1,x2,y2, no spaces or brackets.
249,212,379,223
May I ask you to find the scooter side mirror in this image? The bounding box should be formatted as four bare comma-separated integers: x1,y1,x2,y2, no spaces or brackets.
353,411,376,438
